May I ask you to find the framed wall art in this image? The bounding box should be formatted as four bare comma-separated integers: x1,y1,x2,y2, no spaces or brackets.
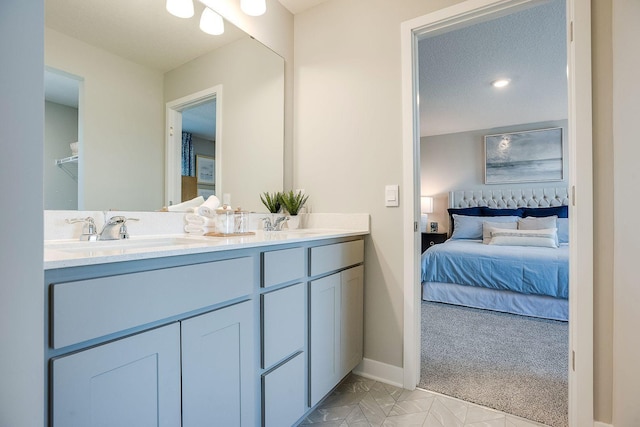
484,127,563,184
196,155,215,185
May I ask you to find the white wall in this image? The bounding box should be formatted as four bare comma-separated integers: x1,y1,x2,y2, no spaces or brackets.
45,101,78,210
421,120,568,230
45,28,165,211
202,0,295,191
294,0,466,368
0,0,44,426
612,0,640,425
164,37,284,212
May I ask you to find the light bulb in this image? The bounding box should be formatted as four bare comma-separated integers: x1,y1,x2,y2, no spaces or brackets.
491,79,510,88
200,7,224,35
240,0,266,17
166,0,194,18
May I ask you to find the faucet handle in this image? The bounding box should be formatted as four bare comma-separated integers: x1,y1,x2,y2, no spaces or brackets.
66,217,97,241
117,217,139,239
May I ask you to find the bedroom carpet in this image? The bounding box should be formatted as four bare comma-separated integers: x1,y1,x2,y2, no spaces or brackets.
419,301,568,427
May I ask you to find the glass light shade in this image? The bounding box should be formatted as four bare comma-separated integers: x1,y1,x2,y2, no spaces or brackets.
200,7,224,35
166,0,194,18
421,196,433,213
240,0,266,17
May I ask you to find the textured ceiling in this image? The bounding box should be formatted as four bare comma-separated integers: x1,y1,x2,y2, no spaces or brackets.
418,0,567,136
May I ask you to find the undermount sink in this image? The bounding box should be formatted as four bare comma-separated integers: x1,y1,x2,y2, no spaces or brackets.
45,236,210,254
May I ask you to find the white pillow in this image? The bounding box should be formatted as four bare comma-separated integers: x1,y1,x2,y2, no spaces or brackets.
518,216,558,245
451,215,519,240
482,221,518,244
518,215,557,230
489,228,559,248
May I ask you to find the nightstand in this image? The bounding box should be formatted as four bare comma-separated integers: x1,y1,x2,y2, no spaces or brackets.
421,232,448,253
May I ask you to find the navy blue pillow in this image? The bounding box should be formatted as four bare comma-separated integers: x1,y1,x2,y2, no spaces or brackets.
447,207,483,216
481,207,525,217
447,207,483,234
522,205,568,218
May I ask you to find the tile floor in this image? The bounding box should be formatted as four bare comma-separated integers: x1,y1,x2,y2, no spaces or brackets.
298,374,548,427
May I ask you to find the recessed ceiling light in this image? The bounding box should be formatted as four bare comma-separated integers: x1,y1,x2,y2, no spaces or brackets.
491,79,511,88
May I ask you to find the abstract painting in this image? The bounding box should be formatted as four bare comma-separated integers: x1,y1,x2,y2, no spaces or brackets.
485,127,563,184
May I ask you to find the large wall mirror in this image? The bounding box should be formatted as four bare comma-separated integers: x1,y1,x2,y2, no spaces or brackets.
44,0,284,213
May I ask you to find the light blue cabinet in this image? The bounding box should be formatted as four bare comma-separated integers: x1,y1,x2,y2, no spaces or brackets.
45,236,365,427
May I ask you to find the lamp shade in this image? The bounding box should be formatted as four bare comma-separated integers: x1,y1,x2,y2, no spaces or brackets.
240,0,266,16
200,7,224,35
166,0,194,18
421,196,433,214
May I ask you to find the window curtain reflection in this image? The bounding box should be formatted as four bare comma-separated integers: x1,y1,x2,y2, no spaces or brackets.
181,132,194,176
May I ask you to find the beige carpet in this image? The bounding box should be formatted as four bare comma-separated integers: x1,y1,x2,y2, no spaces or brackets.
419,301,568,427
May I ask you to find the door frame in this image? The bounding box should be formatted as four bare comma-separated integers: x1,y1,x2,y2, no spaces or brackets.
165,85,223,206
400,1,593,426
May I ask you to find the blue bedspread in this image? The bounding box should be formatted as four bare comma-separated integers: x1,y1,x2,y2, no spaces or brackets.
421,239,569,299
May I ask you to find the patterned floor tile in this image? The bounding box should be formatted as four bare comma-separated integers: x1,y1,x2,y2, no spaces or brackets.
381,411,428,426
299,375,550,427
387,397,435,416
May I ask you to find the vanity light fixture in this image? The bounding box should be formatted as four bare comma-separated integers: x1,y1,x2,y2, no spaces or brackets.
240,0,267,16
166,0,194,18
200,7,225,35
491,78,511,88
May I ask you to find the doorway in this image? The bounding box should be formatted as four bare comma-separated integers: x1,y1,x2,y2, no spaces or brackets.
400,1,594,426
165,85,222,207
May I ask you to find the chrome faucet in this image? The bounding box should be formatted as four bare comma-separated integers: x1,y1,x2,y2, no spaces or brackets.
66,217,98,241
98,215,139,240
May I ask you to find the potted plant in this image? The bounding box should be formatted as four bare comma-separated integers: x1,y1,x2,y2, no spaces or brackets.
280,190,309,229
260,191,282,213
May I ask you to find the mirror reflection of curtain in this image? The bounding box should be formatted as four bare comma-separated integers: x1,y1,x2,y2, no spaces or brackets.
181,132,194,176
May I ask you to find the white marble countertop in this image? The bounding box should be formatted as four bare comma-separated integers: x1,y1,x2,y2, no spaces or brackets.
44,228,368,270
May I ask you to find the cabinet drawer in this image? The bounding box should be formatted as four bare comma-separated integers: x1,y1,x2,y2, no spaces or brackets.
262,247,305,288
310,240,364,277
262,353,306,427
261,283,305,369
52,257,253,349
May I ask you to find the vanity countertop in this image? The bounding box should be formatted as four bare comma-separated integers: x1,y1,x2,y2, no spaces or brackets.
44,228,368,270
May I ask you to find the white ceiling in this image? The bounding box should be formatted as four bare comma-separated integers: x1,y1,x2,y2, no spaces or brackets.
276,0,329,15
45,0,566,139
418,0,567,137
45,0,247,72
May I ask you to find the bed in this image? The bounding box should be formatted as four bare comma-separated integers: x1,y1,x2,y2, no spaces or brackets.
421,187,570,321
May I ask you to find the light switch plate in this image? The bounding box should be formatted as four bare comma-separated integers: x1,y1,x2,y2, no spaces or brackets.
385,185,399,207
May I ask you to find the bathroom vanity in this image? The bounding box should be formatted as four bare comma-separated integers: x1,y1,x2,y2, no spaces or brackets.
44,217,367,427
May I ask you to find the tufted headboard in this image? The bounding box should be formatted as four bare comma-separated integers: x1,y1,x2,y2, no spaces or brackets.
449,187,570,209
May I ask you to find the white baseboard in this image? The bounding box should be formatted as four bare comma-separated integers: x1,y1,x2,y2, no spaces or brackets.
594,422,613,427
352,357,404,388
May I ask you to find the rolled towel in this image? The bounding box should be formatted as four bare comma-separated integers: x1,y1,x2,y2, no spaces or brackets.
185,213,216,227
184,224,216,235
167,196,205,212
197,195,221,218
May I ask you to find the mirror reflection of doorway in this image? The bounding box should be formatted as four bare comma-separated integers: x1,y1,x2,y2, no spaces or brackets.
180,100,216,202
44,68,82,210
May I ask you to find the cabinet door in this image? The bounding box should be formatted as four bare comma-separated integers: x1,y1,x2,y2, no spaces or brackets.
52,323,181,427
341,265,364,377
181,301,255,427
309,273,341,407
